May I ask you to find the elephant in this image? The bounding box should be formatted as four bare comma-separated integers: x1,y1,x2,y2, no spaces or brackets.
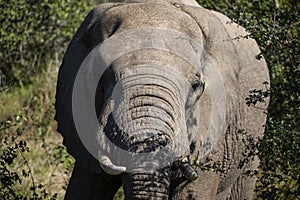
54,0,269,199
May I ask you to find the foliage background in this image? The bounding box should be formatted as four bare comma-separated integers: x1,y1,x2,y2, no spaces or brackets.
0,0,299,199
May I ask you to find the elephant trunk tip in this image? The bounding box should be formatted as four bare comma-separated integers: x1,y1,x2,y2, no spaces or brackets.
123,170,171,200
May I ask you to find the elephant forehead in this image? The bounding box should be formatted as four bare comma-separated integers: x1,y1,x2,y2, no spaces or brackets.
111,49,199,80
98,2,203,43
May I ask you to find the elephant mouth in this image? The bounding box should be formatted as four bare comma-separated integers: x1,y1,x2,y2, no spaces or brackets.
105,121,172,154
98,108,176,175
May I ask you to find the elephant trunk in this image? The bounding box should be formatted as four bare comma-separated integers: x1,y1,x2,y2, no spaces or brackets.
122,169,171,200
115,67,186,199
99,65,189,176
113,66,187,156
117,83,179,151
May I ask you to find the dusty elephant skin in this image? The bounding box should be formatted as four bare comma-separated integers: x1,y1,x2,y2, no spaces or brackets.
55,0,269,199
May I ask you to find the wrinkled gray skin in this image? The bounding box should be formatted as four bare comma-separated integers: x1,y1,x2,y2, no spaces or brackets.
55,0,269,199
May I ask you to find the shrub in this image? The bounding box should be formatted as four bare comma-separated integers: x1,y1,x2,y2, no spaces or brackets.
0,0,93,90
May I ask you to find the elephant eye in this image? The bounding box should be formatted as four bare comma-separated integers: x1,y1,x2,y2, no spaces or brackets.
192,80,201,90
191,73,204,91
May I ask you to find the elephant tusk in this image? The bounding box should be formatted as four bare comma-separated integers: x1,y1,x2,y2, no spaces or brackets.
99,155,127,175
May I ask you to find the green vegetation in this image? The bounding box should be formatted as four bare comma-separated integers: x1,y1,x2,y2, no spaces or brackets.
1,0,299,199
0,0,94,88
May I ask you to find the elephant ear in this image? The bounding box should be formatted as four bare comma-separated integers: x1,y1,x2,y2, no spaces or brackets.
210,10,270,139
55,3,122,173
181,5,269,161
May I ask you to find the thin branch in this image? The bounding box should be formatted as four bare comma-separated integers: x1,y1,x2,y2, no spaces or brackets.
250,105,268,111
16,143,36,190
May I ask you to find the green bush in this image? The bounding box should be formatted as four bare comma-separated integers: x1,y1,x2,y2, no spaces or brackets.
0,0,93,90
0,110,75,199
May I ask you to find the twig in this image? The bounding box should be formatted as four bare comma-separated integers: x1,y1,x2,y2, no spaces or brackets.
16,142,36,191
250,105,268,111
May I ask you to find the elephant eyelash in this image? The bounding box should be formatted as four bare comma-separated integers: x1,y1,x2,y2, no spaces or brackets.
191,73,204,91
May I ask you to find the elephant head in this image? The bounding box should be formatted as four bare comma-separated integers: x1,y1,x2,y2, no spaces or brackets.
72,26,206,198
56,0,269,199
